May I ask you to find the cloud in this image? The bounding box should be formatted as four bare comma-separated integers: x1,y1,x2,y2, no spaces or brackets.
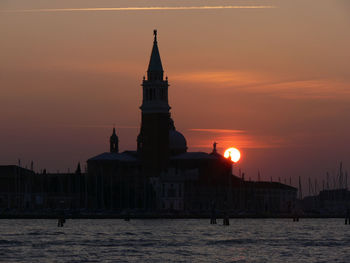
187,128,287,149
57,124,138,129
1,6,276,13
188,128,245,134
172,71,268,87
173,70,350,100
0,60,142,77
186,127,339,153
254,79,350,100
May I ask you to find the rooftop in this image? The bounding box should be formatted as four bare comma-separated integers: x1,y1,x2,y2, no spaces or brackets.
88,151,138,162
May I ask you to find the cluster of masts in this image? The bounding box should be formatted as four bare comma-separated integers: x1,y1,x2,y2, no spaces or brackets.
234,162,348,200
16,159,85,174
17,159,34,171
237,168,294,185
16,158,347,200
298,161,348,199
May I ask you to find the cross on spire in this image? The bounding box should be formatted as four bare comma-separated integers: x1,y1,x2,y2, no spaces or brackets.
153,29,157,42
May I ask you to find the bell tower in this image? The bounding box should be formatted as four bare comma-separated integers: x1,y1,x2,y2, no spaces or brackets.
138,30,170,175
110,127,119,153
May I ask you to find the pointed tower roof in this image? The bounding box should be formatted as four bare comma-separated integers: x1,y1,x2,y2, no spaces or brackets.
147,30,163,76
110,127,118,141
110,127,119,153
75,162,81,174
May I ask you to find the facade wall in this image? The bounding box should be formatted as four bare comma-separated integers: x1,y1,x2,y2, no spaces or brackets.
86,160,147,211
139,112,170,175
0,166,87,211
0,164,297,214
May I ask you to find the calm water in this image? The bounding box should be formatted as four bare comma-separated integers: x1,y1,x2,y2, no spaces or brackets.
0,219,349,262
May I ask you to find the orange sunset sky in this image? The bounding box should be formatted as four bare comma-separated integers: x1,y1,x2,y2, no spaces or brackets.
1,0,350,191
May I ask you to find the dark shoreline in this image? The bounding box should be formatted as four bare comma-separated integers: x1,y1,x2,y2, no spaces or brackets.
0,214,346,219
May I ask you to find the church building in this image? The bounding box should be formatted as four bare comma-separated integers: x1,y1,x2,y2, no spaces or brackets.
87,30,233,212
86,30,297,214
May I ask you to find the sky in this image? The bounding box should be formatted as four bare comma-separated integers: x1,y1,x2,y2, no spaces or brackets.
1,0,350,195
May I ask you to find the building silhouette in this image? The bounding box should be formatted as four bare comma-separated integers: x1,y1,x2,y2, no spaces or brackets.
0,30,297,216
86,30,296,214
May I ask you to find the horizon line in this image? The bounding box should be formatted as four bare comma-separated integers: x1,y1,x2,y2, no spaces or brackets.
1,5,277,13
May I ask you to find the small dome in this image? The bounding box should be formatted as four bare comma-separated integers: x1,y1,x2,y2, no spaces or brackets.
169,130,187,155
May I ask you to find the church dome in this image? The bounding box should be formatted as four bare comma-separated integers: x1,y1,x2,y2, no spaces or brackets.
169,129,187,155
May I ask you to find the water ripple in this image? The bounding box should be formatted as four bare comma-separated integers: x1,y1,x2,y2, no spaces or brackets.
0,219,347,262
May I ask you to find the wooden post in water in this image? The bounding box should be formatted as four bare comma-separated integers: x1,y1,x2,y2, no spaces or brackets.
210,201,217,224
223,216,230,226
223,201,230,226
345,208,350,225
292,202,299,222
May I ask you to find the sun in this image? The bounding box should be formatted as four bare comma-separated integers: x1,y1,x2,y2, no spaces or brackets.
224,147,241,163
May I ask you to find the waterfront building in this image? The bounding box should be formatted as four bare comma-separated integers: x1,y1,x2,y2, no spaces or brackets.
0,165,85,212
0,31,297,216
86,30,297,214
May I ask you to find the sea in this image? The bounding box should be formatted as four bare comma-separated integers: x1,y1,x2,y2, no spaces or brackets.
0,219,349,262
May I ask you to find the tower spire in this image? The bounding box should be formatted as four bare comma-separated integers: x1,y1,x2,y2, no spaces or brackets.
147,29,163,81
110,127,119,153
138,30,170,175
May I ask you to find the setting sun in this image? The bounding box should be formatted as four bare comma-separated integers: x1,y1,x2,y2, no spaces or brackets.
224,147,241,163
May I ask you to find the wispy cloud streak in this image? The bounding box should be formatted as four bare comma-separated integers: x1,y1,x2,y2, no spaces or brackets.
57,124,138,129
187,127,292,149
1,6,276,13
173,70,350,100
189,128,245,133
